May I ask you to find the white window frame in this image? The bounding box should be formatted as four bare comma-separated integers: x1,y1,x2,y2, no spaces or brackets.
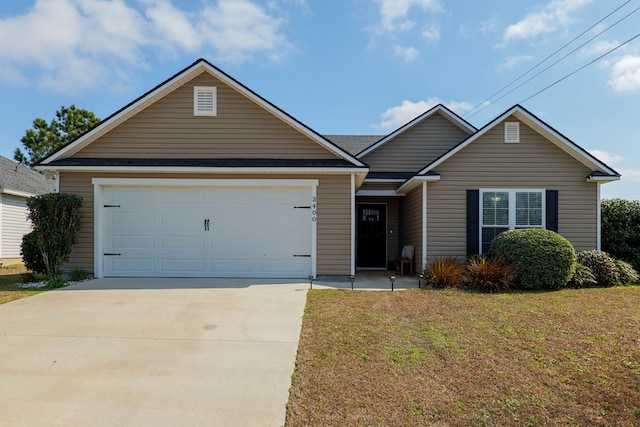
194,86,217,116
480,188,546,253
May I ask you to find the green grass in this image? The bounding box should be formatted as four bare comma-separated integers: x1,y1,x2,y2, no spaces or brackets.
286,287,640,426
0,264,46,304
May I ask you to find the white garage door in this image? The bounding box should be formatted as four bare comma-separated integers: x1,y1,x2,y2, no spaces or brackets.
100,183,315,278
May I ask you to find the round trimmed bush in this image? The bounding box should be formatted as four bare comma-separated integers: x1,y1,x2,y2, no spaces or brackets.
489,228,577,290
577,250,620,287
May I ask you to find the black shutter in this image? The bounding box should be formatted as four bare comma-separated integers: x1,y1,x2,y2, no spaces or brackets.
546,190,559,232
467,190,480,256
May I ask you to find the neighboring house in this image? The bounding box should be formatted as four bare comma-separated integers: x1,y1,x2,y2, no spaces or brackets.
36,59,620,279
0,156,56,265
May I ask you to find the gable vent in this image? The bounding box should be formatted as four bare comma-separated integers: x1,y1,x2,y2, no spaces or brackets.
194,86,217,116
504,122,520,143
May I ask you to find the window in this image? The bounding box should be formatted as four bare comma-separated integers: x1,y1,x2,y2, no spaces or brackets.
480,189,544,253
194,86,217,116
504,122,520,143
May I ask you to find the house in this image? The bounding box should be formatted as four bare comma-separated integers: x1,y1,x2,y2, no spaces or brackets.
0,156,56,265
36,59,620,279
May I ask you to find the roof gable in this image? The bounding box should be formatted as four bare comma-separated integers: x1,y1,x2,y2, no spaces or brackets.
418,104,620,179
356,104,476,159
40,59,365,167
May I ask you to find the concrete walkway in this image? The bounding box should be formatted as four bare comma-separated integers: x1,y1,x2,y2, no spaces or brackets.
0,278,309,426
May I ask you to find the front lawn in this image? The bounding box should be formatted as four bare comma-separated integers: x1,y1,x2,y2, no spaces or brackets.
0,264,43,304
286,287,640,426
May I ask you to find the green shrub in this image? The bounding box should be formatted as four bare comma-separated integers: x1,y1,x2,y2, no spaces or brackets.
20,231,47,275
69,269,88,282
567,263,598,288
462,256,516,293
602,199,640,271
45,275,67,289
576,250,619,287
424,257,463,288
613,259,639,285
489,228,577,290
27,193,82,279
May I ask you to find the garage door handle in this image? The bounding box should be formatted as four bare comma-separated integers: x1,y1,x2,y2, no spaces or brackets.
104,253,121,256
293,254,311,257
204,218,210,231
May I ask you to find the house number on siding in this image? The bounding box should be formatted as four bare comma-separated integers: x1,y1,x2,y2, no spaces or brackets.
312,197,317,222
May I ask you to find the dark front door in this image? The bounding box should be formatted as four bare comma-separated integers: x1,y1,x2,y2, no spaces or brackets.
357,204,387,269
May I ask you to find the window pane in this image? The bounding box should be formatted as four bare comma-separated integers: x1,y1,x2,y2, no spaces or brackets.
530,208,542,225
482,192,509,226
516,208,528,225
482,227,509,254
515,191,542,226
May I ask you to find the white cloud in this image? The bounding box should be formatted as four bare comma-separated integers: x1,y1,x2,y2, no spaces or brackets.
502,0,591,43
619,168,640,183
500,55,534,71
375,0,441,33
587,149,623,165
422,25,440,42
0,0,290,93
608,55,640,92
394,45,420,62
379,98,473,129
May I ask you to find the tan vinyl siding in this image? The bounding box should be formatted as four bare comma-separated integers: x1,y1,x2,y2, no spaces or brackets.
1,195,32,259
400,185,423,272
362,112,470,172
356,197,400,265
427,117,597,261
59,172,352,275
316,175,352,275
73,73,337,160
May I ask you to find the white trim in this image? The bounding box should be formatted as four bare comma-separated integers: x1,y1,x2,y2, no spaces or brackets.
193,86,217,116
364,179,406,183
418,105,620,178
396,174,441,193
54,173,60,193
356,190,405,197
587,175,620,183
596,182,601,251
1,189,37,198
92,178,319,279
351,174,355,276
42,60,365,167
91,178,319,187
311,183,318,279
37,165,368,174
422,182,427,271
93,181,103,278
357,104,476,158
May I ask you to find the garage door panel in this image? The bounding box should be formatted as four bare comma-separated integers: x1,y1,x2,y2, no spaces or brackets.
110,235,155,250
102,185,313,278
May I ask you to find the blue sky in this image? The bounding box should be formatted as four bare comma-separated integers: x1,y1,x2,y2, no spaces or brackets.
0,0,639,199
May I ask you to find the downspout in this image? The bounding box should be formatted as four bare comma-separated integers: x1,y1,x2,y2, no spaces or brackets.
596,182,601,251
351,173,356,276
422,181,427,271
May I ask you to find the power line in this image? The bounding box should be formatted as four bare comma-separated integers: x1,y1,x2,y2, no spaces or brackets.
468,2,640,119
517,31,640,104
463,0,635,119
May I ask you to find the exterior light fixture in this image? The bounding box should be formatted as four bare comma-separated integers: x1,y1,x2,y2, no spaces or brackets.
389,275,396,292
418,274,425,288
308,275,314,289
349,275,355,290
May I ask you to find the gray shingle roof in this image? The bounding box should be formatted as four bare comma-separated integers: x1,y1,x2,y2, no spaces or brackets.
324,135,383,156
0,156,55,196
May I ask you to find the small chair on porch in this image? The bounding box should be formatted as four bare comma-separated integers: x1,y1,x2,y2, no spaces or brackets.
395,244,414,276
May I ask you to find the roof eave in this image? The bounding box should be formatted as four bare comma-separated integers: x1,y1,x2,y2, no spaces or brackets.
396,174,441,193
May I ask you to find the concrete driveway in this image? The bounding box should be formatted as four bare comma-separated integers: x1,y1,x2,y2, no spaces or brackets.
0,278,308,426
